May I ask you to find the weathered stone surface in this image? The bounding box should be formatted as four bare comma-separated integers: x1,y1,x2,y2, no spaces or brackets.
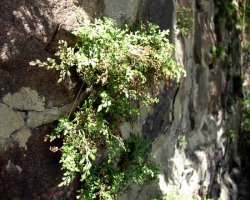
243,67,250,96
0,103,25,139
104,0,140,24
14,128,31,149
138,0,174,32
0,124,77,200
117,0,242,199
0,0,100,107
27,104,72,128
45,27,78,53
0,0,103,198
104,0,174,32
0,0,243,199
3,87,45,111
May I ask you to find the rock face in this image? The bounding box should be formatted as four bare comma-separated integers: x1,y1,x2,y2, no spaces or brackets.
0,0,103,199
0,0,243,199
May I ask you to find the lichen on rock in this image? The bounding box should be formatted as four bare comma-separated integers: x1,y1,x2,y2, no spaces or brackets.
3,87,45,112
0,103,25,139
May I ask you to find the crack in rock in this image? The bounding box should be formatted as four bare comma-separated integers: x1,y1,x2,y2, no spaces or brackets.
26,104,73,128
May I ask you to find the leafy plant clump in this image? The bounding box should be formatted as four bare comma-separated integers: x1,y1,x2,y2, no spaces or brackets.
211,45,226,60
176,5,194,37
30,17,184,199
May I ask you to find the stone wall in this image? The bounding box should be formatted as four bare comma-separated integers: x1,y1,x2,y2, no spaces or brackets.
0,1,104,199
108,0,242,199
0,0,242,199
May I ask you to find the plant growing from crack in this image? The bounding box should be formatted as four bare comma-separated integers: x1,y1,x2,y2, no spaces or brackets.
30,17,185,199
177,135,187,149
211,45,226,60
176,5,194,37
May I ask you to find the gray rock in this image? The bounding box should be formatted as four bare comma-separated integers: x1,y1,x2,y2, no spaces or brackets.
0,103,25,139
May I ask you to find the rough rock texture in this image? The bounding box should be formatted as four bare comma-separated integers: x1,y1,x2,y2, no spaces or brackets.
0,0,103,199
104,0,140,25
117,0,242,200
0,0,243,199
